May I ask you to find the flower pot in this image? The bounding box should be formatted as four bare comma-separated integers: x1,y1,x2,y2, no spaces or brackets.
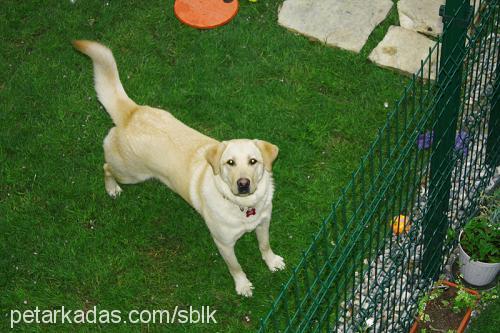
459,231,500,286
409,280,479,333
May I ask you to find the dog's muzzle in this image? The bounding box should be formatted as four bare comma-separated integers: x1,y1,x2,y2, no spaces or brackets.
237,178,250,194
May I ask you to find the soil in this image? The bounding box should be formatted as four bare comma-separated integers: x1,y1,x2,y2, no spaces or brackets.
418,287,466,332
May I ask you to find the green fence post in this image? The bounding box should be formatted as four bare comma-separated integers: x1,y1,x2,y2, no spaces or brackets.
423,0,472,280
486,53,500,167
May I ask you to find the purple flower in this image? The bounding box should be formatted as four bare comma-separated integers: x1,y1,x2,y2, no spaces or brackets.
417,130,470,156
455,131,469,156
417,131,434,149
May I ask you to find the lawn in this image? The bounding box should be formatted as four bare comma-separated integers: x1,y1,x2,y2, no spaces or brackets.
468,289,500,333
0,1,407,331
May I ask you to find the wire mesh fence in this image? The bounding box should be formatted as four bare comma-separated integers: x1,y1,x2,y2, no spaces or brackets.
259,0,499,332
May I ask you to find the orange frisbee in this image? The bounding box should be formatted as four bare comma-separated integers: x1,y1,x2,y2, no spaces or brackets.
174,0,239,29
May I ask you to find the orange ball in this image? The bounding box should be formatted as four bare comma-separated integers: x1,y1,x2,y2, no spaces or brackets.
392,215,411,235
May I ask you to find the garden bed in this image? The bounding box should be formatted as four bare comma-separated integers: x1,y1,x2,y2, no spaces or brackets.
410,280,479,333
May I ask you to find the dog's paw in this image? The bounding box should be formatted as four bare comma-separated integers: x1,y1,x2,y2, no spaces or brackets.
235,277,254,297
264,254,286,272
106,184,122,198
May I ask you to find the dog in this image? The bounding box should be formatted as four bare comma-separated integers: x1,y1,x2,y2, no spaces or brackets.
73,40,285,297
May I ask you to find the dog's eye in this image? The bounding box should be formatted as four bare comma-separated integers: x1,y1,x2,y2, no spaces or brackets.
227,159,235,166
249,158,257,165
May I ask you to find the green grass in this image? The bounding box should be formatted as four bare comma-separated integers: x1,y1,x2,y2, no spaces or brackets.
468,285,500,333
0,0,407,331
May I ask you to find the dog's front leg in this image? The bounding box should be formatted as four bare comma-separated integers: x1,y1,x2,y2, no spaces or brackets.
255,218,286,272
213,238,254,297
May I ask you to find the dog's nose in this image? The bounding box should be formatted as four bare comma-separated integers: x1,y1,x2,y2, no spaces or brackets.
237,178,250,193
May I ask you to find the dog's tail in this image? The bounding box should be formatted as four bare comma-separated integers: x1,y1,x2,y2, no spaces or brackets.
73,40,137,126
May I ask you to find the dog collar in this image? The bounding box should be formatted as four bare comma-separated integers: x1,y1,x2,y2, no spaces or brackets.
222,194,256,218
240,207,256,218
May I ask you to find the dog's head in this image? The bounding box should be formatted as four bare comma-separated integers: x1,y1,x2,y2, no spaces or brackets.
205,139,278,197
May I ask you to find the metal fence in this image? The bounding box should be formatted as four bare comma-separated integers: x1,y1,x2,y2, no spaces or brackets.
259,0,499,332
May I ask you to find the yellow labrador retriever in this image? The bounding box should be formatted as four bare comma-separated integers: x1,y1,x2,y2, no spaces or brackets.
73,41,285,297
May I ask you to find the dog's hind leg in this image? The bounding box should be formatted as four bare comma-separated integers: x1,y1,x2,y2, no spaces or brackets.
103,163,122,198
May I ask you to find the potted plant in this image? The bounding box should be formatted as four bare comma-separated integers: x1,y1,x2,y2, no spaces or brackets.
410,280,480,333
458,194,500,286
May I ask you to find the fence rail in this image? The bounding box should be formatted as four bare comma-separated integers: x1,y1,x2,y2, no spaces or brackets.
259,0,499,331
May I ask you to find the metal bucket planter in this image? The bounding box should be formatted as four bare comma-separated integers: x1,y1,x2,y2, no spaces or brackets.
459,231,500,286
409,280,479,333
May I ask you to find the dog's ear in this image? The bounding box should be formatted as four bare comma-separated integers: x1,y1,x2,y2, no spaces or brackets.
205,142,226,175
254,140,279,172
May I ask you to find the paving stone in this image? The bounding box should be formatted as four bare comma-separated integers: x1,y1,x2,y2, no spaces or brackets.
278,0,393,53
398,0,444,37
368,26,438,80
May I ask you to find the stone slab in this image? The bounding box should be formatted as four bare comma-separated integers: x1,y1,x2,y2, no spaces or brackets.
278,0,393,53
368,26,438,80
398,0,444,37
